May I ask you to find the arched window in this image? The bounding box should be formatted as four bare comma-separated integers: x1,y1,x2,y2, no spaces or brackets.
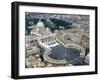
55,37,56,40
42,39,44,43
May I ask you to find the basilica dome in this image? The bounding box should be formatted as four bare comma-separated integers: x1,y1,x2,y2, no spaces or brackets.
37,19,45,29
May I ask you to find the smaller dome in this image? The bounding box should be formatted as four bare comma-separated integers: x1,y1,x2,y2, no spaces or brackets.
46,28,51,32
44,27,52,35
